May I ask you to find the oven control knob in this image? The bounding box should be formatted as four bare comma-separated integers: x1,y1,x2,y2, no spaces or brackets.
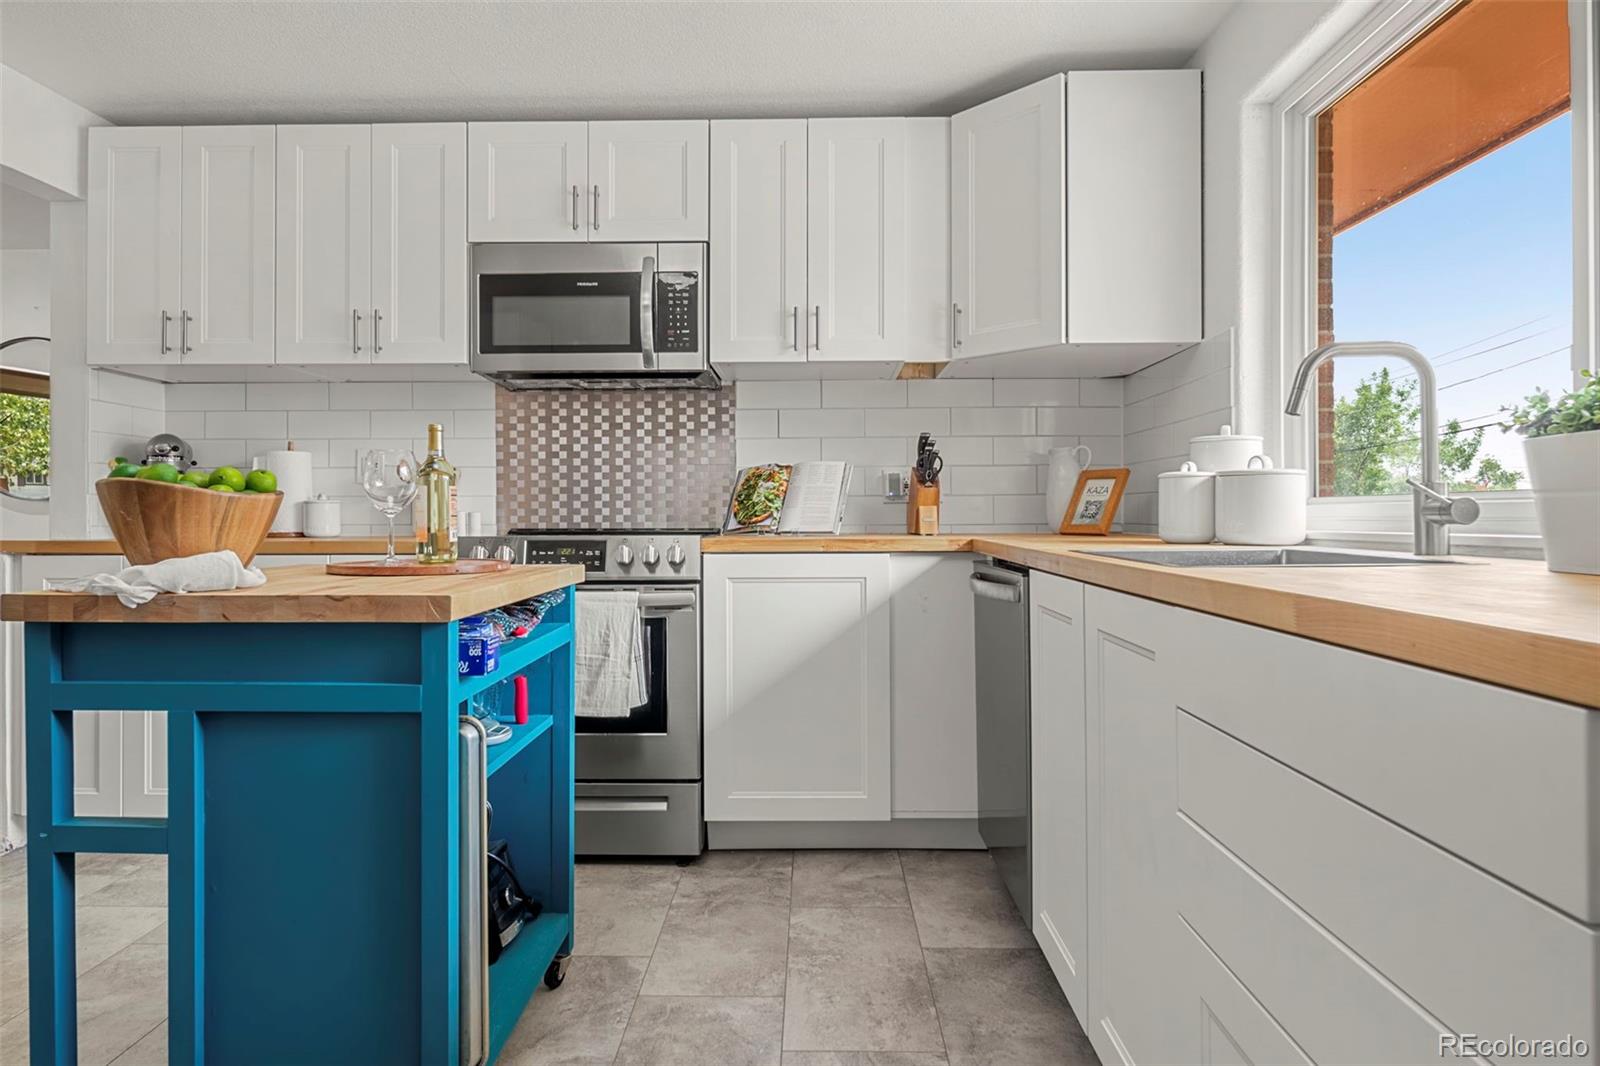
493,544,516,564
642,540,661,568
666,541,686,569
615,543,634,566
469,544,490,560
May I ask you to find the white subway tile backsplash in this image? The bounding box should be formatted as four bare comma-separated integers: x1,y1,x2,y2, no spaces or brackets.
371,409,452,437
950,407,1036,436
936,437,993,465
780,408,865,438
991,436,1074,466
737,380,821,409
736,437,820,467
167,383,245,411
1035,406,1120,437
206,410,287,440
455,411,496,437
939,495,993,526
414,382,495,409
865,407,948,438
993,494,1046,525
1078,435,1123,466
190,438,247,468
89,400,132,435
736,409,779,438
444,437,496,467
907,379,992,407
246,383,329,411
162,412,207,441
1080,378,1125,407
98,371,167,411
288,410,373,439
331,382,413,410
820,437,909,467
822,380,907,408
994,378,1079,407
947,465,1037,495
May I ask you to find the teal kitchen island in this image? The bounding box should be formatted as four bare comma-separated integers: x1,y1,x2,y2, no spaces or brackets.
0,562,585,1066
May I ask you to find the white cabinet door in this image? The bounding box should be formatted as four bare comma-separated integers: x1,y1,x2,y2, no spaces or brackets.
1084,585,1185,1066
275,125,372,365
1029,570,1088,1019
180,126,275,364
890,554,977,817
904,118,952,360
708,120,808,364
704,553,892,821
88,127,182,367
805,118,905,361
589,120,709,241
119,711,168,818
371,123,468,365
1066,70,1201,346
467,121,588,242
950,74,1065,359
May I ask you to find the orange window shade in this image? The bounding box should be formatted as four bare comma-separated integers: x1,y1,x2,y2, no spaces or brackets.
1328,0,1570,234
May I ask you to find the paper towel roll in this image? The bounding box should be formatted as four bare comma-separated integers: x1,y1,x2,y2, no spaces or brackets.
255,447,314,535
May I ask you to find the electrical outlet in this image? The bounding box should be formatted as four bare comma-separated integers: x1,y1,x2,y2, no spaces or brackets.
883,470,909,501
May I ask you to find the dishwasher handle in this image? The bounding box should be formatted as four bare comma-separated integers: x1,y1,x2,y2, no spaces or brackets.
970,566,1024,604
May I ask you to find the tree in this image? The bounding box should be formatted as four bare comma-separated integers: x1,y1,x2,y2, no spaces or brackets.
0,393,51,484
1331,367,1520,495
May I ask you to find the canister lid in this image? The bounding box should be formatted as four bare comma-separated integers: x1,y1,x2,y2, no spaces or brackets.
1189,423,1264,444
1213,455,1307,477
1158,460,1215,480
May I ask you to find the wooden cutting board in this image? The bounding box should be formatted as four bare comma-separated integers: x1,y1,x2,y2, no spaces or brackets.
324,559,512,577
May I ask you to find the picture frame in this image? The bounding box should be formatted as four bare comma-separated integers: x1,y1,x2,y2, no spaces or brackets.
1058,467,1131,535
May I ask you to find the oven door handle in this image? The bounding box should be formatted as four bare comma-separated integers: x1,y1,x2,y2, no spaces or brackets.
575,797,670,813
579,589,696,610
639,254,657,371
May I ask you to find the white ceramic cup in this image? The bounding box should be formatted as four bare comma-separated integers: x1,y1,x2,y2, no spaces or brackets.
1158,461,1216,543
1214,456,1308,546
1188,424,1265,472
302,494,342,538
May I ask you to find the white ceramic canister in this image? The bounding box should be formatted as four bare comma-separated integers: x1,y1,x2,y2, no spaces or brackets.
254,445,314,535
1157,461,1216,543
1214,456,1308,546
303,493,343,538
1188,424,1265,472
1044,444,1093,530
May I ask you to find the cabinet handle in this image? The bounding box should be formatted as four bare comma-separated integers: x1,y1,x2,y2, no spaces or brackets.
952,302,963,349
592,184,600,231
791,306,799,352
571,184,580,231
180,311,192,356
352,309,363,355
812,305,821,352
372,309,383,356
160,311,172,355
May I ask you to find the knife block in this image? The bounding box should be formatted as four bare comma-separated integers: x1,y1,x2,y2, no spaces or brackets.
906,475,941,535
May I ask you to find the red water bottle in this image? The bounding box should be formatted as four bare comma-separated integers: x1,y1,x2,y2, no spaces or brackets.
513,675,529,725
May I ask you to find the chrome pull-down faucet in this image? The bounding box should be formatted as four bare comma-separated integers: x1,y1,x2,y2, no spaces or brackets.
1284,341,1478,556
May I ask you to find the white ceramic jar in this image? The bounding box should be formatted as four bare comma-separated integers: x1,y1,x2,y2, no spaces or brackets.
303,494,342,538
1044,444,1094,531
1157,461,1216,543
1214,456,1308,546
1188,424,1264,472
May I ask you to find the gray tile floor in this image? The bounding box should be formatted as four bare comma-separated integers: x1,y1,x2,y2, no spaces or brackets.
0,846,1098,1065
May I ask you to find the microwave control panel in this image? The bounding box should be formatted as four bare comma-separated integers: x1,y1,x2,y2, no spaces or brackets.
656,273,700,353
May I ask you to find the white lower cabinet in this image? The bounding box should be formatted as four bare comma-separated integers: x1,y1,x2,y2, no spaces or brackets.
890,554,977,817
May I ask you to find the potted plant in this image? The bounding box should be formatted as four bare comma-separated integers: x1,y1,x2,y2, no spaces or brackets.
1504,370,1600,574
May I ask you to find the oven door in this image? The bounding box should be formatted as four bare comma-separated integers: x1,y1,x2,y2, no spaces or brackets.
575,585,700,782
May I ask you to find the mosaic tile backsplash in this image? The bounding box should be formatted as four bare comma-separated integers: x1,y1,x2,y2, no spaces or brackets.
496,387,737,530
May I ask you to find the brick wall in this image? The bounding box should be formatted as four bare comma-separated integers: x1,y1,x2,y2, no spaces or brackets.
1316,109,1337,496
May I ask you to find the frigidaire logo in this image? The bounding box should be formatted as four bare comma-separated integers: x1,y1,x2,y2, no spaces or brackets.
576,281,599,287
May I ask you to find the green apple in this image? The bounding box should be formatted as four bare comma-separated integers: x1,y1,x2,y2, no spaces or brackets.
245,469,278,493
135,463,180,483
209,466,247,492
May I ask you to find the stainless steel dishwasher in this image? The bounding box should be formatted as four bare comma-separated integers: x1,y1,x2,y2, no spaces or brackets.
970,560,1030,919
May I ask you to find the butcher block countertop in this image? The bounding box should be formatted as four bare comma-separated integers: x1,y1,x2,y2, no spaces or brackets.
0,536,405,556
0,563,584,624
706,533,1600,707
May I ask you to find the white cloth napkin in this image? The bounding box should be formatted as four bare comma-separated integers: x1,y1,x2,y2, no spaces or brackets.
574,590,647,717
44,550,267,608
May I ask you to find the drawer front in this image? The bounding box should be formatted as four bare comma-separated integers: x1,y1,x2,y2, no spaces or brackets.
1180,919,1311,1066
1173,604,1598,922
575,781,702,857
1178,712,1599,1061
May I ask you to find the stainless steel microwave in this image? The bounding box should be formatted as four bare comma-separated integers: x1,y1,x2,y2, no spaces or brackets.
470,242,714,388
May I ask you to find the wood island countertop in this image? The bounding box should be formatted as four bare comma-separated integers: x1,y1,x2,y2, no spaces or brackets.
0,563,585,624
706,532,1600,707
0,536,407,556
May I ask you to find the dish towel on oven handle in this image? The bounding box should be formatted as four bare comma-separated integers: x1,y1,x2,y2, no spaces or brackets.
43,550,267,608
574,589,647,717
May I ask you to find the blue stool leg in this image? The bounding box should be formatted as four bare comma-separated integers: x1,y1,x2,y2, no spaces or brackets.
25,626,76,1066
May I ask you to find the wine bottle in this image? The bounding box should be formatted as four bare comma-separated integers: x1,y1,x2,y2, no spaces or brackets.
416,423,458,564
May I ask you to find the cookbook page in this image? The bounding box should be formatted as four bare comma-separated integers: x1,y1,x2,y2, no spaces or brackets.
776,462,851,533
723,465,793,533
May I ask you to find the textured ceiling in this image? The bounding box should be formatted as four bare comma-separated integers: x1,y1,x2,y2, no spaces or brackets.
0,1,1232,125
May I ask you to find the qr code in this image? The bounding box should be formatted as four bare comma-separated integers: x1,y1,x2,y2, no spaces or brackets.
1079,500,1104,521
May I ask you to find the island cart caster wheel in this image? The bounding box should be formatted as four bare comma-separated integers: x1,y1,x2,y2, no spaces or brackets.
545,954,571,989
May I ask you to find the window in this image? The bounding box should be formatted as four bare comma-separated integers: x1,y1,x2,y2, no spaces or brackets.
0,352,51,499
1311,0,1576,499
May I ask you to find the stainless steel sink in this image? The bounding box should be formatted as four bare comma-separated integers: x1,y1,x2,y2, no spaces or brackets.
1081,547,1460,567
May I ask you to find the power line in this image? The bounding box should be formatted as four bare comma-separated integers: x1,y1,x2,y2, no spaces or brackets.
1441,344,1571,390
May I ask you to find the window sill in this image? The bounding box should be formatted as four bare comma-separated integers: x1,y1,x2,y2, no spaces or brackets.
1305,528,1545,560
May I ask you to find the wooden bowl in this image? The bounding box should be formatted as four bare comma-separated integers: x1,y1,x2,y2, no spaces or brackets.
95,478,283,565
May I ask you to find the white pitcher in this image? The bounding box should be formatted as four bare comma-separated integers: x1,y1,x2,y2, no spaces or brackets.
1044,444,1093,531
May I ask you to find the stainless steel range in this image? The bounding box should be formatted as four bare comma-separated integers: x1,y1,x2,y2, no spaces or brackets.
463,529,707,858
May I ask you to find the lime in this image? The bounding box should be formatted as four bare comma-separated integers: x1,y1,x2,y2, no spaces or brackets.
245,469,278,493
208,483,236,492
108,462,142,479
240,489,260,494
180,471,210,488
209,466,247,492
136,463,181,483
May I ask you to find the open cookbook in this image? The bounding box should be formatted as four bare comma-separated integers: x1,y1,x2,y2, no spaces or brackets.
722,462,852,534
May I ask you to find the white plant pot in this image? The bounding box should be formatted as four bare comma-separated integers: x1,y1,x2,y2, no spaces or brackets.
1523,431,1600,575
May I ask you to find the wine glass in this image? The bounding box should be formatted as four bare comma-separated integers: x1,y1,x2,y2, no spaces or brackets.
358,448,419,565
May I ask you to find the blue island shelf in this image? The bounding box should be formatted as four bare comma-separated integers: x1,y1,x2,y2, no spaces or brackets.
3,563,585,1066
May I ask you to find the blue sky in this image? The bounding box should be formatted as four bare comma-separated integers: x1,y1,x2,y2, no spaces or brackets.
1330,112,1573,488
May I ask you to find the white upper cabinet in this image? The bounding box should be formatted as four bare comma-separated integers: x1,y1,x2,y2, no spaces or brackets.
589,120,709,241
371,123,468,364
950,70,1201,368
951,75,1066,360
806,118,906,361
1066,70,1201,346
88,127,183,366
180,126,276,364
904,118,953,359
275,125,372,365
709,119,808,363
467,121,588,242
